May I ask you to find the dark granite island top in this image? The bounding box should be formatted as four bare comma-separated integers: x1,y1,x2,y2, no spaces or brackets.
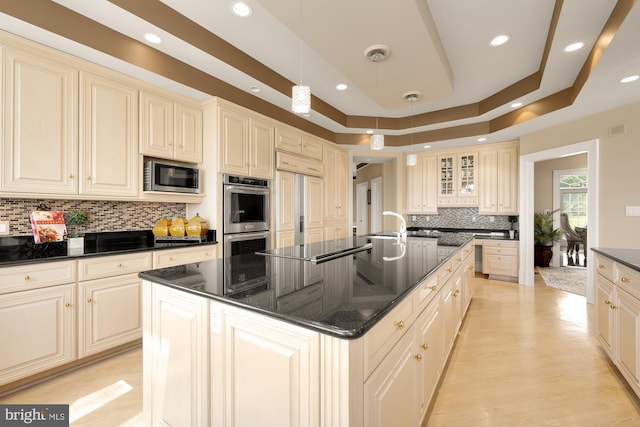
592,247,640,272
139,233,474,339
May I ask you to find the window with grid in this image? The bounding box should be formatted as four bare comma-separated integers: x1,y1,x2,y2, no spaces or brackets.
559,173,587,228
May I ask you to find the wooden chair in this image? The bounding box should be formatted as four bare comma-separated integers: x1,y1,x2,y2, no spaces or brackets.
560,212,583,257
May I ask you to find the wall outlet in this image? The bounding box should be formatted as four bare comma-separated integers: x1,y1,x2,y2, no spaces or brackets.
626,206,640,216
472,216,476,222
489,216,495,222
426,216,430,221
0,221,9,235
411,215,417,221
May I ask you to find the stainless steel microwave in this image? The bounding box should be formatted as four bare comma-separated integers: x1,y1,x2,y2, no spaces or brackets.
143,159,200,194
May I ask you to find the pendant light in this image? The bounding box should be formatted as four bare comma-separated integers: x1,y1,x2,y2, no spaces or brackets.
403,91,420,166
292,0,311,114
365,45,389,150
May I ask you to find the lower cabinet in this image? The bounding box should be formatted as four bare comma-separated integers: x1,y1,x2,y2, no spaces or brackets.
78,274,142,358
481,239,518,280
143,243,474,426
0,284,76,386
143,282,210,427
595,254,640,397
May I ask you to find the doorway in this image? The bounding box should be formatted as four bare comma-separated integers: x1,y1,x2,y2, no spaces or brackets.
519,139,599,304
370,177,383,233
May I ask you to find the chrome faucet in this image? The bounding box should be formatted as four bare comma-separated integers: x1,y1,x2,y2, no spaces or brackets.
383,211,407,241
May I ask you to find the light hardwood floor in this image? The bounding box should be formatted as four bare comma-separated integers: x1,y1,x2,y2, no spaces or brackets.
2,274,640,426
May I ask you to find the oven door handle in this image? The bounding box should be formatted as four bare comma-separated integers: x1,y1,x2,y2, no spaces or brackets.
224,185,270,195
224,231,271,242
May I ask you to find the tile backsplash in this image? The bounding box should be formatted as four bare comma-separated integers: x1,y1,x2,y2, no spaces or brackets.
0,199,186,235
409,207,517,230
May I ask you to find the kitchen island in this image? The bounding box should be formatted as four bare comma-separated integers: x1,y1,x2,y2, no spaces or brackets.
140,234,476,426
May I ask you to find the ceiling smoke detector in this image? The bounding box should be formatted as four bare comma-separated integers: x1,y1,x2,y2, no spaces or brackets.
403,91,421,102
364,44,390,62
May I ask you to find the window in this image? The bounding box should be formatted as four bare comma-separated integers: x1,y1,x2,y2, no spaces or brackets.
559,171,587,228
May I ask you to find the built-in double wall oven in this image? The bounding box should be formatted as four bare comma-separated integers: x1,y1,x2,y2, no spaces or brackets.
222,175,271,296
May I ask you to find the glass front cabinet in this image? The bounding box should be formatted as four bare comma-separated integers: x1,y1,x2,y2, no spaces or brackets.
437,152,477,206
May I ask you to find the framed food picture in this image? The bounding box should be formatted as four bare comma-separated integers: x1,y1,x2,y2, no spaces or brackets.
29,210,67,244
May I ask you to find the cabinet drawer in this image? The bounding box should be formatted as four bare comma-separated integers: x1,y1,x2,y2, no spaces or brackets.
415,274,439,312
483,246,517,256
276,152,323,177
153,245,216,268
482,254,518,277
461,243,474,260
78,252,152,281
615,262,640,301
595,254,615,283
363,293,417,378
438,260,455,285
0,261,76,294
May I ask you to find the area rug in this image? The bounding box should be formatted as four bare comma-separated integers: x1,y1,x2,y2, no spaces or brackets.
537,266,587,297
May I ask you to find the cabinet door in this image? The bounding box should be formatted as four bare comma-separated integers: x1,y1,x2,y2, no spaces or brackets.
364,329,418,427
305,176,324,230
277,171,296,232
616,288,640,390
78,274,141,357
438,154,455,199
335,149,349,221
0,284,75,386
174,102,203,163
595,274,616,358
2,47,78,194
220,308,319,427
407,155,438,214
323,147,338,222
441,281,456,355
145,283,209,427
250,117,275,179
478,150,498,214
275,127,303,155
416,299,443,421
497,145,518,214
218,106,249,175
458,152,477,198
140,91,174,160
80,72,138,197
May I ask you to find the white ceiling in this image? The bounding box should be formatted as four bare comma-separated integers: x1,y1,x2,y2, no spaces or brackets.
1,0,639,154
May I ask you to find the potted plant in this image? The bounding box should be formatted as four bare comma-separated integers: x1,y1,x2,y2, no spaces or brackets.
507,215,518,239
64,209,89,253
533,210,563,267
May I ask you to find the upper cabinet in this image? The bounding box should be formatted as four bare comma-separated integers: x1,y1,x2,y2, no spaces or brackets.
139,90,203,164
80,72,138,197
275,126,323,161
216,100,275,180
478,142,518,215
437,151,477,207
407,154,438,214
1,46,79,195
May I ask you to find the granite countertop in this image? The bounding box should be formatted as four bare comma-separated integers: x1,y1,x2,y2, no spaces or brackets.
592,248,640,272
407,227,518,241
139,233,473,339
0,230,218,267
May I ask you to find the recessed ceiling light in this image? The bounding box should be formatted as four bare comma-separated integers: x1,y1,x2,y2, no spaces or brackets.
423,145,431,149
144,33,161,44
231,1,252,17
336,83,348,91
366,130,374,134
477,137,487,142
511,102,523,108
249,86,261,93
564,42,584,52
620,75,639,83
490,35,510,46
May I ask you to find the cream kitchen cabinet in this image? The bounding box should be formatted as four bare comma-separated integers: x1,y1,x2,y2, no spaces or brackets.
305,175,324,232
80,71,139,197
212,303,320,427
595,253,640,398
216,101,275,179
276,171,296,234
76,252,151,358
0,284,76,386
143,282,210,427
407,154,438,214
323,144,349,223
140,90,203,164
1,45,78,195
275,126,323,160
481,239,518,281
153,245,217,269
478,142,518,215
437,151,478,207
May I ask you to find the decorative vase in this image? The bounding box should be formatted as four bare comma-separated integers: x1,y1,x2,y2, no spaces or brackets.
534,245,553,267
